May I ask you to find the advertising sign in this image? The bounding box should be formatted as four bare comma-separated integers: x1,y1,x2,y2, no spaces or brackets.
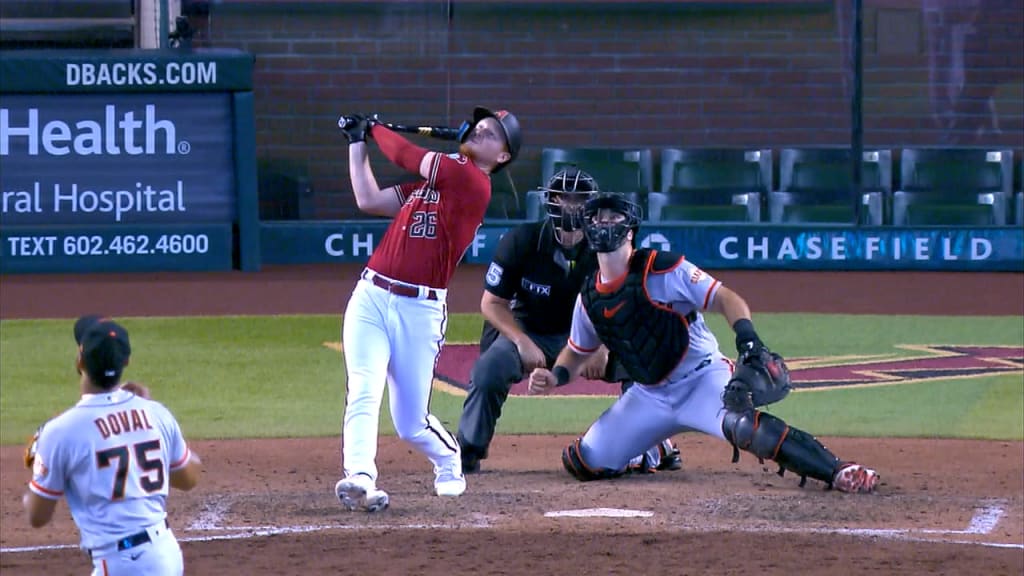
1,93,236,226
259,222,1024,272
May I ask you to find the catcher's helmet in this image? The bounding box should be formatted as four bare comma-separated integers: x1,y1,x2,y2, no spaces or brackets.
543,166,599,232
583,192,642,253
461,106,521,173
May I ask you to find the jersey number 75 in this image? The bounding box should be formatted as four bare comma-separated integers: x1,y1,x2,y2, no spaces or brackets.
96,440,165,500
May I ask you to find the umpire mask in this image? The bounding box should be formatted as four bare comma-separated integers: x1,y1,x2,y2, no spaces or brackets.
583,193,642,253
544,166,598,235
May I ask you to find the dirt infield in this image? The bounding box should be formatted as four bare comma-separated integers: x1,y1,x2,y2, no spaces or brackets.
1,266,1022,575
1,264,1023,318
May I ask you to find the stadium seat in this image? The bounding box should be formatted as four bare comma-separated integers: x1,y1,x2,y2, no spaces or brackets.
0,0,135,48
526,148,655,221
647,148,770,223
1017,156,1023,227
768,148,891,225
893,148,1014,226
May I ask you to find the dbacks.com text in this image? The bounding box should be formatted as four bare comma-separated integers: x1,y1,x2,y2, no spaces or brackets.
66,61,217,87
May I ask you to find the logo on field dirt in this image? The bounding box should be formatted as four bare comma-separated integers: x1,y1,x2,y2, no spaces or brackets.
323,341,1021,397
422,344,1023,397
782,345,1022,390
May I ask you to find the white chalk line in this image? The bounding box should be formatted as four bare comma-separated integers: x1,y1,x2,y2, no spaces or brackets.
3,500,1018,554
0,522,477,554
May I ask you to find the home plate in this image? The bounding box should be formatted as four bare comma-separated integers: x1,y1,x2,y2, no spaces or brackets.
544,508,654,518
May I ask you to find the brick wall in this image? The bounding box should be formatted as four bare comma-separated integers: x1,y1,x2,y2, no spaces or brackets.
191,1,1023,219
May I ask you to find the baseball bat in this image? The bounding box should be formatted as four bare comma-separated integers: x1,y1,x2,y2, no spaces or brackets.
337,115,461,141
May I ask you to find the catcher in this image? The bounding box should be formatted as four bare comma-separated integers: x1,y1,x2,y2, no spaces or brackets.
528,193,880,493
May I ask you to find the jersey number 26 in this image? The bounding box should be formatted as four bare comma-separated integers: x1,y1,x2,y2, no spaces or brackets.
409,211,438,239
96,439,165,499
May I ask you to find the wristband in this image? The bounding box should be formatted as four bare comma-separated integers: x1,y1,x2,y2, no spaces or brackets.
733,318,760,351
552,365,571,387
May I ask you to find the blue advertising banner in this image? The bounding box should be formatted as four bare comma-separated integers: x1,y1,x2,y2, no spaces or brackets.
1,93,236,226
0,224,233,273
0,50,254,94
260,222,1024,272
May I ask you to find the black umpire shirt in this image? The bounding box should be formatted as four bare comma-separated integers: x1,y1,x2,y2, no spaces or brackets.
483,219,598,335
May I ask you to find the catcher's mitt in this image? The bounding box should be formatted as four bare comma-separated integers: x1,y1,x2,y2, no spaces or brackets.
24,425,43,469
722,345,792,412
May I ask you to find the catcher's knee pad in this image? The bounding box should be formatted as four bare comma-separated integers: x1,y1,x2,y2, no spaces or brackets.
722,409,788,461
561,438,623,482
723,410,839,487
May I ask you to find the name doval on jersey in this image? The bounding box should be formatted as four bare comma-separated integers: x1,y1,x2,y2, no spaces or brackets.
93,408,155,439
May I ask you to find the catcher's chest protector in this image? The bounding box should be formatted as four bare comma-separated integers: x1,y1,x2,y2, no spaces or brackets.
582,249,690,384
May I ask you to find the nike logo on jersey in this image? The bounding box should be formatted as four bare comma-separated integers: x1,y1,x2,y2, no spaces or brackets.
130,551,145,561
602,302,626,318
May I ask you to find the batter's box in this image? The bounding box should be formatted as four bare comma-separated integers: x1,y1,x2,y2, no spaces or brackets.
219,490,494,528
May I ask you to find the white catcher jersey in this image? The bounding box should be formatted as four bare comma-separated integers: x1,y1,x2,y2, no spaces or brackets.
568,256,723,382
29,389,191,550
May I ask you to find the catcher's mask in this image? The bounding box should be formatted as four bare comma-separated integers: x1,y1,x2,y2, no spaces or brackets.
543,166,599,234
583,193,642,253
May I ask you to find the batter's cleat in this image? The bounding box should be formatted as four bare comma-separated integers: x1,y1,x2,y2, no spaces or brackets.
832,463,880,494
335,474,390,512
434,460,467,497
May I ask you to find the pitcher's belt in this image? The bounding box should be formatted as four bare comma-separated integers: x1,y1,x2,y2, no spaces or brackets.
89,519,170,558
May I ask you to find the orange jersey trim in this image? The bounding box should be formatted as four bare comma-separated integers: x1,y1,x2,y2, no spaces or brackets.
568,337,599,354
594,268,628,294
30,480,63,498
170,447,191,470
702,280,720,310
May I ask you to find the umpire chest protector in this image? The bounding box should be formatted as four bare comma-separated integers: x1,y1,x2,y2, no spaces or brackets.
581,249,691,384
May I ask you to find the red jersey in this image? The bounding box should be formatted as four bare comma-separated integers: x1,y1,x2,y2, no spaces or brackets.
367,152,491,288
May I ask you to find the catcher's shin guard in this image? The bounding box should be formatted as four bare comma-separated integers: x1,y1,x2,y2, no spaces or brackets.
562,438,624,482
722,410,840,488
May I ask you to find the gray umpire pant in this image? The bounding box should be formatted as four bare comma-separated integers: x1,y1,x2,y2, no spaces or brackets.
457,327,569,461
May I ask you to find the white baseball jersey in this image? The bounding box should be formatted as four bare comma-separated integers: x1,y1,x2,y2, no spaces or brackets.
563,256,736,471
29,389,190,551
568,257,723,381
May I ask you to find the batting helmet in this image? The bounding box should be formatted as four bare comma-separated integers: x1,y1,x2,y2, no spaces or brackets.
583,192,642,253
462,106,521,173
543,166,599,232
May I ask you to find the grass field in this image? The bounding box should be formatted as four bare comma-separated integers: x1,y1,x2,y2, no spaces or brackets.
0,313,1021,444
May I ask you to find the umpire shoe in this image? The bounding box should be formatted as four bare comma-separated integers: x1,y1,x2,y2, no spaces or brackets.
435,458,467,497
335,474,390,512
832,463,880,494
462,454,481,475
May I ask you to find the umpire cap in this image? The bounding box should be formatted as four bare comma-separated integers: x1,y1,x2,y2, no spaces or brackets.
75,315,131,389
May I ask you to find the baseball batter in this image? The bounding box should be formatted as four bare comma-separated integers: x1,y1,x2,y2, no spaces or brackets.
529,193,880,494
335,107,522,512
23,315,202,576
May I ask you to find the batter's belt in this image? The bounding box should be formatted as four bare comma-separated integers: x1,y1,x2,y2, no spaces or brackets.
362,269,440,300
